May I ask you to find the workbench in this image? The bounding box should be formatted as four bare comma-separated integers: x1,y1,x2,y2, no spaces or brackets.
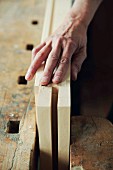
0,0,113,170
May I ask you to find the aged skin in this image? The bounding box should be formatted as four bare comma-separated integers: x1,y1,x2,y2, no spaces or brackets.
25,0,103,85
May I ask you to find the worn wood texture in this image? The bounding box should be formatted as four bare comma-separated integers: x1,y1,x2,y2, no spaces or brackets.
70,116,113,170
0,92,36,170
0,0,46,169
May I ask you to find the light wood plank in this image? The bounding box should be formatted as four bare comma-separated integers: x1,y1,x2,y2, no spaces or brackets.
52,0,71,32
34,0,54,169
35,86,52,170
71,167,84,170
58,79,71,170
41,0,54,42
52,1,71,169
35,1,71,170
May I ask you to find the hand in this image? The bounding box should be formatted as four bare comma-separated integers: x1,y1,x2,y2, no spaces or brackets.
25,15,87,85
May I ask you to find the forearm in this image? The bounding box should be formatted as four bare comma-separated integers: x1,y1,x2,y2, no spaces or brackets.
67,0,103,28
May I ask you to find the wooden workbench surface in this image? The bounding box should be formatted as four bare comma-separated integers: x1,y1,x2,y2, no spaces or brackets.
0,0,113,170
0,0,46,169
71,116,113,170
0,0,46,116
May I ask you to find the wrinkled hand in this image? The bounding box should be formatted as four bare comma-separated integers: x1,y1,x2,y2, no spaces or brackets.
25,16,87,85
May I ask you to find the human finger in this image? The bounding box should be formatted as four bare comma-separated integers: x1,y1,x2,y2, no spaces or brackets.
52,40,75,83
71,47,86,80
40,38,62,85
25,41,51,81
31,42,46,61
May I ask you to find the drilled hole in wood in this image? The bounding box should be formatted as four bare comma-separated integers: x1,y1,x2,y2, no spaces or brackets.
32,20,38,25
18,76,27,85
26,44,34,51
7,121,20,133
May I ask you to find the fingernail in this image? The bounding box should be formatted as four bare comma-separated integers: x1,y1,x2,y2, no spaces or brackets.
25,72,32,80
40,77,48,84
52,76,61,83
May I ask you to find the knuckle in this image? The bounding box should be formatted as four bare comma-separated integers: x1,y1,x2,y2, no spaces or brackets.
60,57,70,64
68,39,73,45
50,52,58,60
68,38,75,45
68,40,76,50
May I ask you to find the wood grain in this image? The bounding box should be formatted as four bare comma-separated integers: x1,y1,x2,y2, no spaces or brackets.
35,0,72,170
0,0,46,169
70,116,113,170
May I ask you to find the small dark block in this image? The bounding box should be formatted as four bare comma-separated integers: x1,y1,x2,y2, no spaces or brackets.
7,121,20,134
32,20,38,25
26,44,34,51
18,76,27,85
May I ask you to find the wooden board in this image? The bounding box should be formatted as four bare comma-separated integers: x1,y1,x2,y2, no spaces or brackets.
58,81,70,170
35,86,53,170
35,1,54,169
52,1,71,170
35,0,72,170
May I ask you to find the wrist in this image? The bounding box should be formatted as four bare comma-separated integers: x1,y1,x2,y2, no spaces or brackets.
64,11,88,34
67,11,89,30
66,0,103,29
